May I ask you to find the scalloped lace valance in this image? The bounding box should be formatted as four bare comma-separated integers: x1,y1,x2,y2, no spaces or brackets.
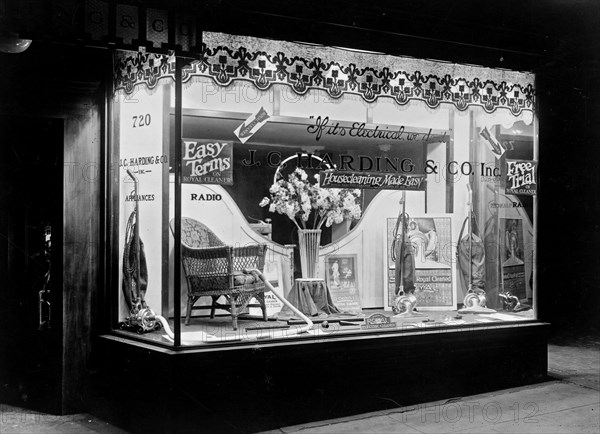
114,31,535,116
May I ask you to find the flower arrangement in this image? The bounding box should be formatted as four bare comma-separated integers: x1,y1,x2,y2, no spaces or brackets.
259,168,362,230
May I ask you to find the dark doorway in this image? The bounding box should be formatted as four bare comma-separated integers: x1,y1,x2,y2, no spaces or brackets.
0,115,63,413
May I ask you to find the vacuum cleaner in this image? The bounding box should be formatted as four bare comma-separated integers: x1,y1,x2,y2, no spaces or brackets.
391,191,427,318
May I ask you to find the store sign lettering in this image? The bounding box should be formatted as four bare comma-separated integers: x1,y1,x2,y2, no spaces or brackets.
242,150,416,172
182,139,233,185
190,193,222,201
183,141,230,175
505,159,537,196
125,194,155,202
119,155,169,167
320,170,426,191
490,202,524,209
307,115,436,142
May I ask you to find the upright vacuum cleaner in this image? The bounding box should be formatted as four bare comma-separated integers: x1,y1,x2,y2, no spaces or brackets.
119,169,161,333
458,184,496,314
391,191,427,317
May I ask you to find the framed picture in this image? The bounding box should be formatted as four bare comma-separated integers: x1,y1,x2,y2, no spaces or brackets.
325,254,362,315
383,214,457,311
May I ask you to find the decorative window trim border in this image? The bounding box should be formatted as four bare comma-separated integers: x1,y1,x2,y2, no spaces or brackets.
114,32,535,116
114,51,175,95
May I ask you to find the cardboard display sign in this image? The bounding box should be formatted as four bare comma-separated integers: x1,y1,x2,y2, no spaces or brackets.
182,139,233,185
320,170,426,191
234,107,270,144
480,127,506,159
505,159,537,196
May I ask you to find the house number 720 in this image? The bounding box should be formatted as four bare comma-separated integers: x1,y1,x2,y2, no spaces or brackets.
132,114,152,128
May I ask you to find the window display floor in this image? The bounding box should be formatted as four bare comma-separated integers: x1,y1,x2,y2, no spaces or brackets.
114,306,535,347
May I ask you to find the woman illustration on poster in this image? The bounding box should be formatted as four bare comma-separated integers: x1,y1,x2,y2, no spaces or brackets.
331,260,340,287
504,219,524,266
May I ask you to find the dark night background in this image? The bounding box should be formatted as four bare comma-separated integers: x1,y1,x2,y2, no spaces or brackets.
0,0,598,421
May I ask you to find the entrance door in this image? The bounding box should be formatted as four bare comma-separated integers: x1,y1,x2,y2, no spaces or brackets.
0,115,63,413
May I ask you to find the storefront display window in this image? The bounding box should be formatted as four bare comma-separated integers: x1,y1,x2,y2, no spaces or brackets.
109,32,537,348
110,54,175,345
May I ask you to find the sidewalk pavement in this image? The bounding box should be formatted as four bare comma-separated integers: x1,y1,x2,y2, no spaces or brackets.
1,332,598,434
263,332,600,434
0,405,127,434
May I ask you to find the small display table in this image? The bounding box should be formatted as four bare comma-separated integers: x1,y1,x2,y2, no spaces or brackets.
284,278,340,316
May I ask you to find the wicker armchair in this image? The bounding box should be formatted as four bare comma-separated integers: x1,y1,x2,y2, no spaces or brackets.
171,217,268,330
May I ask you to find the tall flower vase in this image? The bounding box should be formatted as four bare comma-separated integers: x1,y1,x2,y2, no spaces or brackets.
298,229,322,278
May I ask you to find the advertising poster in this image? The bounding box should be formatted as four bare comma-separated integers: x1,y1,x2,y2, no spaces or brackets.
325,254,362,314
385,216,455,310
500,218,527,299
182,139,233,185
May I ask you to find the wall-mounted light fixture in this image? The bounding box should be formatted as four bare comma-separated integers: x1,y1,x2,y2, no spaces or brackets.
0,33,32,54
